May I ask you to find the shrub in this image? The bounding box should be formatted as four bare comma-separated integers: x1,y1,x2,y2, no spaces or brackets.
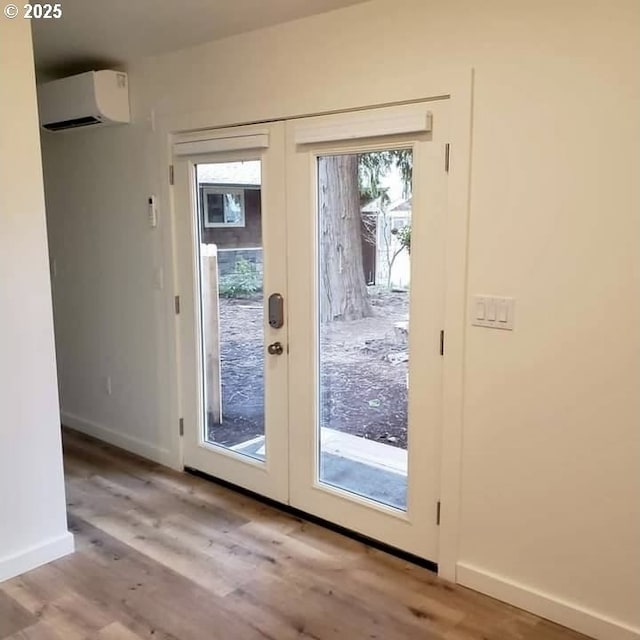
218,257,262,298
394,225,411,254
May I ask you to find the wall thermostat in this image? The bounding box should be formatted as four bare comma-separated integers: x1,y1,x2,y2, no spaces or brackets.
148,196,158,228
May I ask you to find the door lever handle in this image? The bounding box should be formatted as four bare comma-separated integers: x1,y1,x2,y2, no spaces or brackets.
267,341,284,356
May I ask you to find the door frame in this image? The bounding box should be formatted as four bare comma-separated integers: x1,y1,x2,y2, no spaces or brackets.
159,69,473,580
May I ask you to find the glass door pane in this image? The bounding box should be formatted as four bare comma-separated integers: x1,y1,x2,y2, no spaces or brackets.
317,150,412,510
195,160,266,461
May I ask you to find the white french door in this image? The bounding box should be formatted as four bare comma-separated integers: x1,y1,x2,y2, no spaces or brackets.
286,101,449,559
173,122,289,502
174,100,449,561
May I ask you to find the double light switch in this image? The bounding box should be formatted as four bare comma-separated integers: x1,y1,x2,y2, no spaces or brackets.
472,296,515,330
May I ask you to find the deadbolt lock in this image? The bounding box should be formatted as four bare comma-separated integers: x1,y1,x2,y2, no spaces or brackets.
268,293,284,329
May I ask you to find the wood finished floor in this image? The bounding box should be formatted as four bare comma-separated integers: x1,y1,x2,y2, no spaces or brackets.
0,430,592,640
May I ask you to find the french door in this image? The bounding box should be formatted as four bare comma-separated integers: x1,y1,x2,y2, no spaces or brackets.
173,122,289,502
174,100,449,561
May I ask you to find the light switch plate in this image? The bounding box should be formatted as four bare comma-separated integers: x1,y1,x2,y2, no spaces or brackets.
472,296,515,330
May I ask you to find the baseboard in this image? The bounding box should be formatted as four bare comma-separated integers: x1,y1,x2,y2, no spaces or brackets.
61,411,179,469
0,532,74,583
457,563,640,640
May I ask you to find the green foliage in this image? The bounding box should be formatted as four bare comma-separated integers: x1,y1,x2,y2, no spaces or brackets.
393,225,411,253
218,258,262,298
358,149,413,200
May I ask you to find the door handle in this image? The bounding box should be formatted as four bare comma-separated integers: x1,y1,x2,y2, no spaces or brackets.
267,341,284,356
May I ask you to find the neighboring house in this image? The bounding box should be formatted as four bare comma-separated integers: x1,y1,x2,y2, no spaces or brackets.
197,162,263,277
361,197,412,289
361,198,380,285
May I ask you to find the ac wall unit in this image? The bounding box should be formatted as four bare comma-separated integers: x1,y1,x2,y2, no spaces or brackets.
38,70,130,131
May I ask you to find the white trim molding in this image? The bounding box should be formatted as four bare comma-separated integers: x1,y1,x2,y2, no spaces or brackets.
293,104,432,145
457,563,640,640
0,532,74,583
61,412,180,469
435,68,474,582
174,133,269,156
173,127,270,155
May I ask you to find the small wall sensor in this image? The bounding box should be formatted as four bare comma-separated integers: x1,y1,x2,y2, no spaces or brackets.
148,196,158,228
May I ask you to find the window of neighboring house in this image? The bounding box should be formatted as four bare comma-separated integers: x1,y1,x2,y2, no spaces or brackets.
201,187,245,228
391,214,409,232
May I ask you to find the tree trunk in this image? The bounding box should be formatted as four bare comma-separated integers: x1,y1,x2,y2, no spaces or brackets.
318,155,373,322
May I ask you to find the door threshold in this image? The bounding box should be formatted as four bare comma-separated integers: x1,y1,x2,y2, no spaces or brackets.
184,466,438,574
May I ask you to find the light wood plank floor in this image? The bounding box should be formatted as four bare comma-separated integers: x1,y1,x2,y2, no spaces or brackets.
0,430,591,640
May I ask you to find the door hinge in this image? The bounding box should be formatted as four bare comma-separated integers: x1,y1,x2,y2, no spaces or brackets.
436,500,441,526
444,143,450,173
179,417,184,436
169,164,174,185
174,295,181,315
439,330,445,356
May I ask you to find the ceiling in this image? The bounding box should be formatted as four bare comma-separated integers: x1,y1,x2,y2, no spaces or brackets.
32,0,369,80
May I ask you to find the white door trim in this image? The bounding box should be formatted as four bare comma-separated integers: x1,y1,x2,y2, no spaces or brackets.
436,70,474,582
292,103,433,144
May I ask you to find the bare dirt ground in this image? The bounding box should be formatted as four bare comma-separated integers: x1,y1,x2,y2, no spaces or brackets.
207,290,409,449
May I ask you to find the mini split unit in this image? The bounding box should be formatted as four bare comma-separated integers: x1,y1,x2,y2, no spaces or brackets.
37,70,131,131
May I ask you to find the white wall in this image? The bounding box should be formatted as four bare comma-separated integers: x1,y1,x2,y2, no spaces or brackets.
0,18,73,581
41,0,640,638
